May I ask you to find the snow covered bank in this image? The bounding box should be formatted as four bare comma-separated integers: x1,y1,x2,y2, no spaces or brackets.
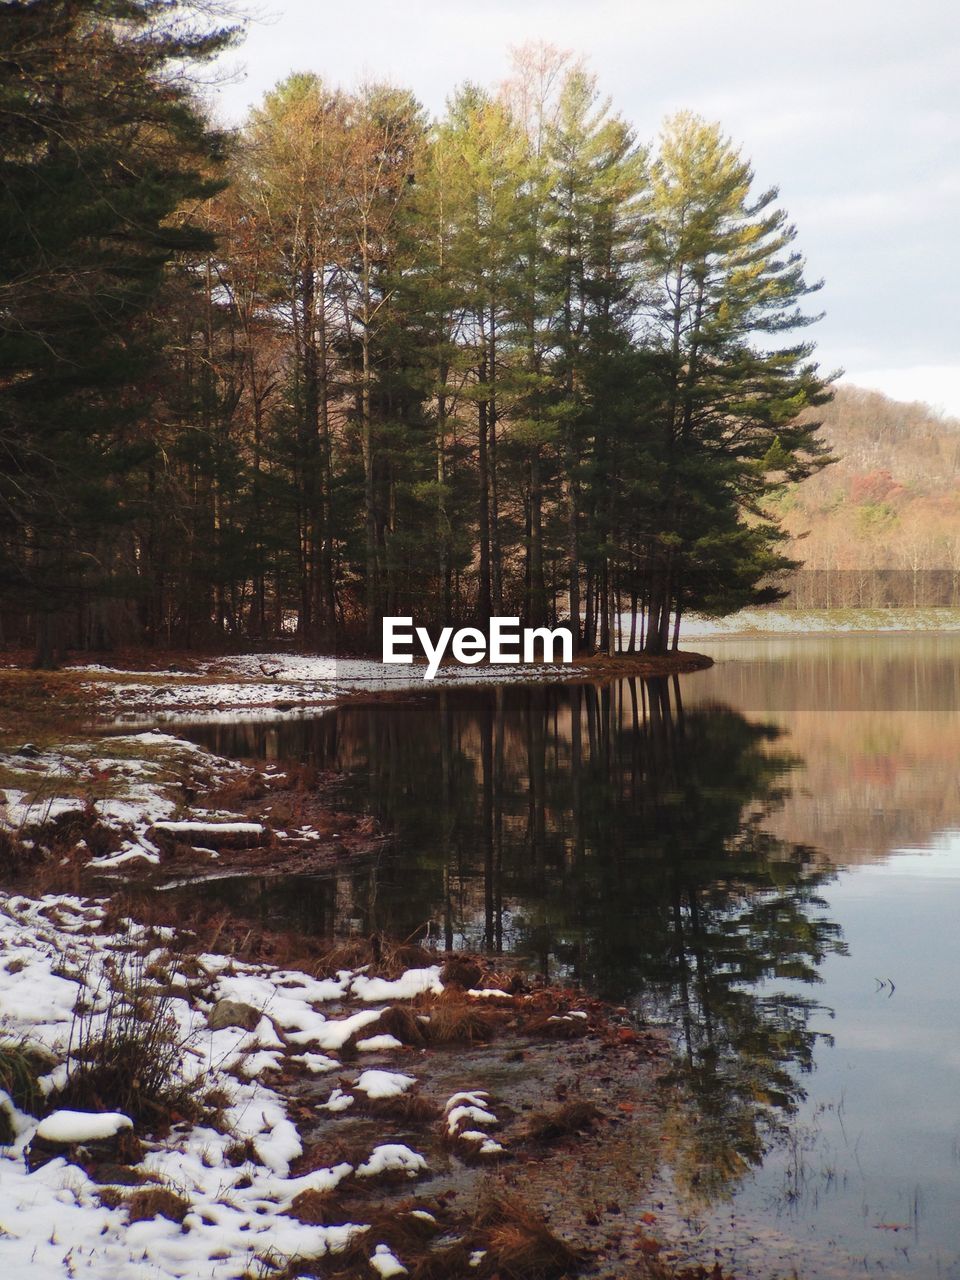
73,652,589,720
0,893,432,1277
0,729,383,876
0,891,618,1280
0,733,240,869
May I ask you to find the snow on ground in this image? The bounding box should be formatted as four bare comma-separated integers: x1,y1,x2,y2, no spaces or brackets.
78,652,588,721
0,891,504,1279
0,733,258,870
444,1091,505,1157
35,1110,133,1143
206,652,582,690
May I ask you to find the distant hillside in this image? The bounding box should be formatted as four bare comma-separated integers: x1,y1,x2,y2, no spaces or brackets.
774,385,960,605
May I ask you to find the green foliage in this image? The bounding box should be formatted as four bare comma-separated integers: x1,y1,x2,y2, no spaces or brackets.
0,1040,47,1125
0,0,239,659
856,501,898,533
0,32,830,655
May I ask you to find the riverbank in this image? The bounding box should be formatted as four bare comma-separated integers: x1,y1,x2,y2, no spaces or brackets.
0,654,717,1279
679,605,960,638
0,888,692,1280
67,647,712,721
0,649,707,882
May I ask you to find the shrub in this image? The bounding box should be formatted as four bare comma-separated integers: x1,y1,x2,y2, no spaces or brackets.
0,1039,47,1118
49,953,189,1125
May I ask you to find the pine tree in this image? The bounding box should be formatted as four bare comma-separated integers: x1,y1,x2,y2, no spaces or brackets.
638,113,832,653
543,68,646,651
0,0,238,663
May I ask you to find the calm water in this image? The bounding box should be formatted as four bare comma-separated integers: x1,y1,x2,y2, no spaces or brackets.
177,636,960,1277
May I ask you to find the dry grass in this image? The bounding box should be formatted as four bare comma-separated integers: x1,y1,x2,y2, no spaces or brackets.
286,1188,340,1226
422,991,498,1045
0,669,98,750
106,896,332,972
411,1241,481,1279
0,798,122,877
289,1135,373,1180
303,1201,442,1249
125,1187,191,1224
267,1228,373,1279
522,1101,603,1144
476,1193,583,1278
48,954,191,1127
523,1012,591,1040
350,1004,430,1048
318,936,435,980
201,774,267,812
439,956,484,989
352,1092,441,1124
224,1138,259,1167
0,827,45,875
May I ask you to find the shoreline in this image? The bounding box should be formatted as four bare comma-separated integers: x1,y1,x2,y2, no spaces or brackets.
0,887,686,1280
0,647,715,724
0,651,732,1276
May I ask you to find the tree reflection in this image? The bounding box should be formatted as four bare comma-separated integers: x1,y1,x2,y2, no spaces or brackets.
189,677,846,1202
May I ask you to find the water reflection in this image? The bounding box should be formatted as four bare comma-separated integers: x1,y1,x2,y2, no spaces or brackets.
183,677,847,1203
168,641,960,1274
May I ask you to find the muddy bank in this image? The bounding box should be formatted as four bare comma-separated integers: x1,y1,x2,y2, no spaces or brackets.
0,886,715,1280
0,647,713,719
0,659,734,1279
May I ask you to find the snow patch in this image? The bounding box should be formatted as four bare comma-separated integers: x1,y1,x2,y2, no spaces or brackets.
35,1110,132,1143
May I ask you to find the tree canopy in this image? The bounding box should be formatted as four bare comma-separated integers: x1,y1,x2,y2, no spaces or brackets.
0,22,832,660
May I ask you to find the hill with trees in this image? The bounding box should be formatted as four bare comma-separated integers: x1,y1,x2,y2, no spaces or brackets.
773,386,960,607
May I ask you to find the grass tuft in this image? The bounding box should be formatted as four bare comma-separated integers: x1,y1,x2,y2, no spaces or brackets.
524,1012,590,1040
0,1039,49,1119
423,992,497,1045
125,1187,191,1223
523,1101,603,1144
48,953,191,1126
353,1092,441,1124
439,956,483,989
476,1193,584,1278
358,1004,430,1047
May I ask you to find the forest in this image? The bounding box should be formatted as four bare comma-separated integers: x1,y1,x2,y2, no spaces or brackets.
0,0,833,664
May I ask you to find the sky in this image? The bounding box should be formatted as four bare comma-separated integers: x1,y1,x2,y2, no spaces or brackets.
210,0,960,416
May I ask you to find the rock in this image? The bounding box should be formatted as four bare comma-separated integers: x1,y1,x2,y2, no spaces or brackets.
26,1109,136,1171
150,820,266,851
208,999,261,1031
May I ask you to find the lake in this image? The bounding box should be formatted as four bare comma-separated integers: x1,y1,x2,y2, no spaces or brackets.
178,635,960,1278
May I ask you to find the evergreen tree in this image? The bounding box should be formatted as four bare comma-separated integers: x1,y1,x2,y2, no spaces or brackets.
0,36,833,655
0,0,238,663
637,113,832,653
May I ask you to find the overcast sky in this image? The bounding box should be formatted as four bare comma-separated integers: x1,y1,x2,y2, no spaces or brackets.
211,0,960,415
